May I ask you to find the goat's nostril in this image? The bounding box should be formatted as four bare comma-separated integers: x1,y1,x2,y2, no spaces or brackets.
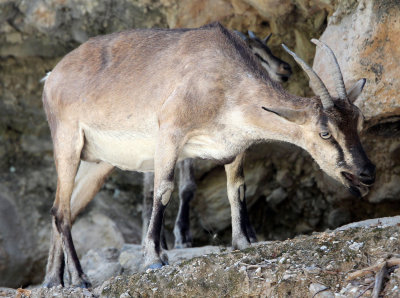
358,164,376,185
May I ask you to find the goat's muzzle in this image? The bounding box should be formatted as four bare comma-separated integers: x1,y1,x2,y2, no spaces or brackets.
341,167,375,198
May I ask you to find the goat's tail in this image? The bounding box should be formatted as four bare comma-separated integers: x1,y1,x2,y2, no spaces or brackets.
40,71,52,83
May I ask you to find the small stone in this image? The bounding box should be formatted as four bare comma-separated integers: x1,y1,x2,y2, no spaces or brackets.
305,265,320,274
348,242,364,251
309,283,334,298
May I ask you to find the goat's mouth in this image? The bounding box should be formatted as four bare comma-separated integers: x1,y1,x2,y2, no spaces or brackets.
341,171,371,197
277,74,290,82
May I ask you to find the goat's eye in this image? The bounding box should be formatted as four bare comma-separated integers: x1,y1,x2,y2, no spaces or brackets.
319,132,331,139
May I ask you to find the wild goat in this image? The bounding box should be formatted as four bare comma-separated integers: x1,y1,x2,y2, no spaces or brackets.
142,30,292,249
41,23,375,287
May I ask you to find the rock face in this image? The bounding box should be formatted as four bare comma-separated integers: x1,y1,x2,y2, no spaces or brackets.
314,0,400,121
0,0,400,288
313,0,400,203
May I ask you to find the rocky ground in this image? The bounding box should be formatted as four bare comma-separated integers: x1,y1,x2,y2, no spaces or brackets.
1,216,399,297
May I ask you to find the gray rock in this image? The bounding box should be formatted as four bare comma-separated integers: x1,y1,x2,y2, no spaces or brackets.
336,215,400,231
72,212,125,258
309,283,335,298
328,208,352,229
118,244,143,275
81,247,122,288
313,0,400,203
0,187,30,287
118,244,224,275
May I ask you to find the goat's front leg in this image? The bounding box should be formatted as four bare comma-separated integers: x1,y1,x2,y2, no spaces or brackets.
143,132,179,269
142,172,168,250
142,172,154,246
174,159,197,248
225,152,255,249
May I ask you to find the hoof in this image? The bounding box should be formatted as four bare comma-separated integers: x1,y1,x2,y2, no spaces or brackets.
75,280,91,289
147,258,169,270
71,275,92,289
42,282,61,288
42,278,63,288
232,238,251,250
147,263,164,270
174,242,192,249
249,237,258,244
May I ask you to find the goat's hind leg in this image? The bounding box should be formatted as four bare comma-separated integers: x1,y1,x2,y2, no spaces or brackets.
44,219,65,287
174,159,196,248
50,124,86,287
44,160,114,287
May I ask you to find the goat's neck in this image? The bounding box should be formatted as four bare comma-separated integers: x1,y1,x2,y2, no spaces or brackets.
236,80,309,149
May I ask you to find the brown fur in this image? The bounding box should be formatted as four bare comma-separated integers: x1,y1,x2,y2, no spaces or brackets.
42,23,374,287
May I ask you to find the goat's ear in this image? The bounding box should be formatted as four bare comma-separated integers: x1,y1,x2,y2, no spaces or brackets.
347,78,366,103
262,106,307,124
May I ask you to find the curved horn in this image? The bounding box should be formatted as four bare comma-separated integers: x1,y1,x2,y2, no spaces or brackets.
263,33,272,44
248,30,256,39
311,39,347,100
282,44,334,109
234,30,247,41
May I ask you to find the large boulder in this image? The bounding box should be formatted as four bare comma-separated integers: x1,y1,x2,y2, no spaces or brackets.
312,0,400,203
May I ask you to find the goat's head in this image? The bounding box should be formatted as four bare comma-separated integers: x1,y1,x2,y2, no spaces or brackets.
277,40,375,197
236,30,292,82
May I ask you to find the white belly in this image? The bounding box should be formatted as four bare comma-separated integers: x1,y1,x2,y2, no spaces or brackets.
81,125,242,171
81,125,156,171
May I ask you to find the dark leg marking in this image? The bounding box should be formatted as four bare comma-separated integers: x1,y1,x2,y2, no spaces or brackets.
53,208,91,288
43,218,65,287
174,188,196,248
174,159,196,248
